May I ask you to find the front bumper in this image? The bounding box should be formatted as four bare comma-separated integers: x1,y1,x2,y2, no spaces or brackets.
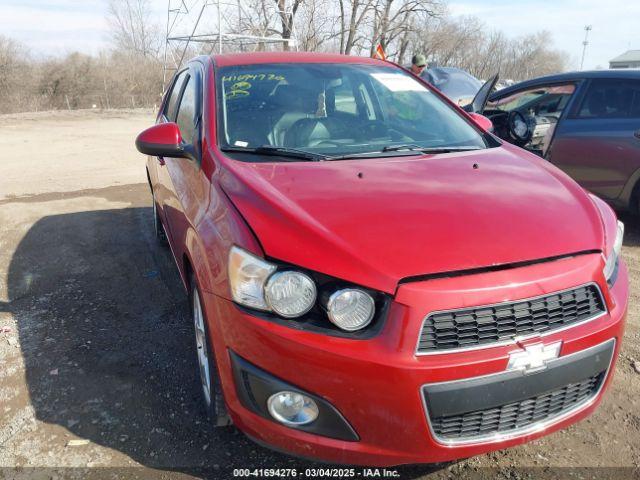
202,252,628,466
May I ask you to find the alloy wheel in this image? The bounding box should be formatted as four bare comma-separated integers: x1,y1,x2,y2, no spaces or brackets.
193,289,212,407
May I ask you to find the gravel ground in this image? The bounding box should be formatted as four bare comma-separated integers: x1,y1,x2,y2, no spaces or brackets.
0,110,638,480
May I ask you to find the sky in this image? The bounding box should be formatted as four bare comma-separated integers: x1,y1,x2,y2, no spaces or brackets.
448,0,640,70
1,0,638,70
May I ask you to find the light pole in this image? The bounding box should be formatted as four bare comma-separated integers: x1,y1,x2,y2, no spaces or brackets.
580,25,592,70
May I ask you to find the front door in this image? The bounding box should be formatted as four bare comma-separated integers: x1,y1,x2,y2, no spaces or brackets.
154,69,189,242
162,64,210,267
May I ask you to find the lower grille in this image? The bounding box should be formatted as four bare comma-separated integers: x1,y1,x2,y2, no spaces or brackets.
430,372,604,441
422,339,615,444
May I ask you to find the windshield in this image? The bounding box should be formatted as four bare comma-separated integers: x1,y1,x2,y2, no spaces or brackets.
216,63,488,159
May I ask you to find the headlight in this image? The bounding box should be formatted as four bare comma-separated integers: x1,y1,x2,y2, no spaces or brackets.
265,271,317,318
229,246,317,318
228,246,381,330
327,288,375,331
603,220,624,286
228,246,276,310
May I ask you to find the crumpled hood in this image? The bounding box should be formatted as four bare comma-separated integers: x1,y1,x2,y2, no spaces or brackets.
219,145,604,294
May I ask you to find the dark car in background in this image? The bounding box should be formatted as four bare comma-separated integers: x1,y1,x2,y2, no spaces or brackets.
422,66,483,107
473,70,640,212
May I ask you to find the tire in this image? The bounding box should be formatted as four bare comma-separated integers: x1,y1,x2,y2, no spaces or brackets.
152,190,168,244
190,273,232,427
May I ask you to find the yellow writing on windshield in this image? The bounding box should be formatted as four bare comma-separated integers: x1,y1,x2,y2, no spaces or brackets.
222,73,285,82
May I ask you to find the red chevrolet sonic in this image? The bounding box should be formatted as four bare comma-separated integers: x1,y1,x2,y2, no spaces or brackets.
135,52,629,466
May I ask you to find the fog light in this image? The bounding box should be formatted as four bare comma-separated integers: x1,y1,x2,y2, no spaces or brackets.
267,391,319,426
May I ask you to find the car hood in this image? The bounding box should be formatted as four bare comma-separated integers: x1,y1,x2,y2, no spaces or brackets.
219,145,604,294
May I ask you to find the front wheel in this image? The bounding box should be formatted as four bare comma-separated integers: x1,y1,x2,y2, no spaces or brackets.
191,274,232,427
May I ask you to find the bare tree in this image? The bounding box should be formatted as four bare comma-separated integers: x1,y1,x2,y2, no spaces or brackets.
370,0,442,59
296,0,336,51
0,4,571,115
234,0,304,51
274,0,304,50
338,0,376,54
0,36,24,98
407,16,567,81
106,0,161,58
416,15,484,67
229,0,273,50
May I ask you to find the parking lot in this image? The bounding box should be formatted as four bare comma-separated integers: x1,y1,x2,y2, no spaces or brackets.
1,109,639,479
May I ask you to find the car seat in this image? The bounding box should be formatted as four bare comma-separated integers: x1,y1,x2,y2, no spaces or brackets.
268,85,317,145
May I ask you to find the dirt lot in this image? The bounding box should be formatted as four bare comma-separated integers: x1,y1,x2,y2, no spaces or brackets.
0,109,639,479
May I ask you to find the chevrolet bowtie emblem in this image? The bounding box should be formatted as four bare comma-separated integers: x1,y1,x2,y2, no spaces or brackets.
507,342,562,374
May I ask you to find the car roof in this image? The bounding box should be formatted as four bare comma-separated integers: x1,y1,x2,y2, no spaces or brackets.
490,69,640,98
210,51,390,67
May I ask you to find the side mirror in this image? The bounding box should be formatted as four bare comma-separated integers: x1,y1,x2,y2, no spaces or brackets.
468,112,493,132
135,122,188,158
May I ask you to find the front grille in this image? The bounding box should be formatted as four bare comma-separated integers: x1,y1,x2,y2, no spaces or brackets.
430,372,604,441
417,284,605,353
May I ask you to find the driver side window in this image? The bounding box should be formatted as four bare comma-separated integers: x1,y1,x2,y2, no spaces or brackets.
164,70,188,121
485,83,577,156
576,79,640,119
175,75,197,144
487,83,576,118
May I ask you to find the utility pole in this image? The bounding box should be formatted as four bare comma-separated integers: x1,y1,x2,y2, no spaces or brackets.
580,25,592,70
163,0,298,85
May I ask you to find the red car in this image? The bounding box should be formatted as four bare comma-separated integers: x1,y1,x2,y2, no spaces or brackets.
135,52,628,466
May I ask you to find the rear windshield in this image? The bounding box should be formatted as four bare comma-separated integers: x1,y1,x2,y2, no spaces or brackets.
216,63,488,159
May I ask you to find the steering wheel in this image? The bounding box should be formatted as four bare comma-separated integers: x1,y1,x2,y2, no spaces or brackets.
507,111,532,146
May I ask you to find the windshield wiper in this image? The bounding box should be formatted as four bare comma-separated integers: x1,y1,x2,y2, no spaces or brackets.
222,144,482,162
382,144,482,153
326,145,482,160
420,146,482,153
221,145,327,161
381,144,424,152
